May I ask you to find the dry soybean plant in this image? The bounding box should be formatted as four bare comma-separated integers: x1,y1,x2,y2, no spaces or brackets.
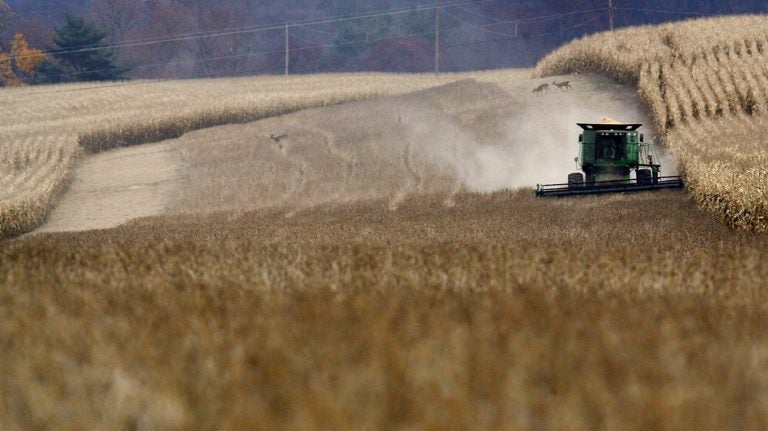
535,14,768,231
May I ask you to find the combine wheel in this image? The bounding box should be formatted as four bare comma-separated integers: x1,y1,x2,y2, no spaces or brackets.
636,169,652,185
567,172,584,189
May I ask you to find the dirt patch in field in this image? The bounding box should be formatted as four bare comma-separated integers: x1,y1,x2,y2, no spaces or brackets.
33,72,671,232
35,142,183,232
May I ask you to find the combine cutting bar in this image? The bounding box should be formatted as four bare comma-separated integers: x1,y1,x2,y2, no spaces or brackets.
535,176,684,197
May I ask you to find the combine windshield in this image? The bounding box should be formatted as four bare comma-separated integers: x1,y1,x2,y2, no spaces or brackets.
595,133,626,161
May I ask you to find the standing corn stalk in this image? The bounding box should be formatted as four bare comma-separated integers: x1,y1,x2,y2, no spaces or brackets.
534,15,768,231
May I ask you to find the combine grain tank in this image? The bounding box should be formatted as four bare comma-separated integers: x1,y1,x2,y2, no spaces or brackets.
536,118,684,197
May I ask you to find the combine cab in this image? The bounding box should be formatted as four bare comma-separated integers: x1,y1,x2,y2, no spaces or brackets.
536,119,684,197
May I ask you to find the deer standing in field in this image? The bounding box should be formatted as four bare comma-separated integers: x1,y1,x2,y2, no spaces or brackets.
269,133,288,154
532,83,549,95
552,80,571,90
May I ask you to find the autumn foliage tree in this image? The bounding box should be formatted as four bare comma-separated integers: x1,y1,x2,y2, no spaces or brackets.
12,33,46,78
0,33,47,86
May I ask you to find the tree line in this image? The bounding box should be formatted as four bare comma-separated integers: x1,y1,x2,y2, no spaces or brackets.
1,1,129,85
1,0,767,86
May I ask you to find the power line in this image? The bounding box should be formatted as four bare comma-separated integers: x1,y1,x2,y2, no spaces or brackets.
26,26,447,86
293,25,336,37
289,0,483,28
525,16,603,39
23,12,606,95
440,9,515,38
11,24,285,60
24,79,169,95
613,7,704,16
9,2,448,46
442,15,603,52
6,2,683,64
15,32,535,93
435,7,605,39
452,4,606,25
6,0,487,61
11,3,713,95
28,19,493,90
17,17,540,90
454,4,509,23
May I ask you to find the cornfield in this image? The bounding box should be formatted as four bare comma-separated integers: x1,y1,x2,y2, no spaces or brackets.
3,190,768,430
534,14,768,230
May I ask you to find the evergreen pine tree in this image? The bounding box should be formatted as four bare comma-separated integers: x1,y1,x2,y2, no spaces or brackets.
48,14,131,82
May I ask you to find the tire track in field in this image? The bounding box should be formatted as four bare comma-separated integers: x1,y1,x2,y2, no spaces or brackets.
389,139,424,210
444,181,462,208
267,138,307,211
304,125,357,187
402,140,423,192
279,126,355,216
284,161,307,218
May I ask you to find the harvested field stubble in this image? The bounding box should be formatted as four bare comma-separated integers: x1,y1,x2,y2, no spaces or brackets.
2,190,768,429
167,77,654,216
535,15,768,231
0,70,529,238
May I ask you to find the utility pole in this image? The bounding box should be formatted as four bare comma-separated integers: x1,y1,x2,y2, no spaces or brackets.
284,23,290,75
434,0,441,75
608,0,614,31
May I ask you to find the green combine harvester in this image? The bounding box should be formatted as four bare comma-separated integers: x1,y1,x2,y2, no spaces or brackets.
535,119,684,197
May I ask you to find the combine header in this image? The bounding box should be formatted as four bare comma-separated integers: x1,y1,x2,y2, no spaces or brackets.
536,118,684,197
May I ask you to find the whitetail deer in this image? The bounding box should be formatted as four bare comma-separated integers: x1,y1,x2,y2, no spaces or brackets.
532,83,549,95
552,80,571,90
270,133,287,142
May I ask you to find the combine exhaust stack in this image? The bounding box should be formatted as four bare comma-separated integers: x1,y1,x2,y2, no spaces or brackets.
536,119,684,197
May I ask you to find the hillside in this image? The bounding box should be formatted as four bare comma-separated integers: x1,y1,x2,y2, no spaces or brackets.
0,73,470,238
35,72,661,232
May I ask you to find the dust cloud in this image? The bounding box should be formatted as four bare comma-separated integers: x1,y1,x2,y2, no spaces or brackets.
402,75,675,191
166,75,678,214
